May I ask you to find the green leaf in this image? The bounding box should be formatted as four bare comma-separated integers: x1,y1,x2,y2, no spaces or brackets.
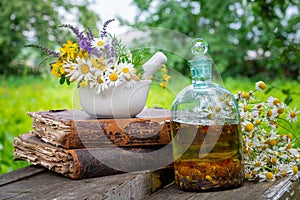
281,89,290,95
66,78,71,85
284,96,293,105
264,87,273,95
60,75,65,85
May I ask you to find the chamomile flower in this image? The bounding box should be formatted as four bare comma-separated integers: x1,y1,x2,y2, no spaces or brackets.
276,103,286,115
93,70,108,94
106,68,123,87
65,57,94,82
118,62,135,80
242,121,255,134
287,107,299,123
92,38,105,49
255,81,267,91
267,96,280,107
266,108,279,120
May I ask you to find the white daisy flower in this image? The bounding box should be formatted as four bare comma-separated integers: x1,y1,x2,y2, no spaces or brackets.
65,57,94,82
106,68,123,87
92,38,105,49
241,121,255,134
266,96,280,107
266,107,279,120
117,62,136,80
92,70,109,94
258,171,276,182
287,107,299,123
276,103,286,115
255,81,267,91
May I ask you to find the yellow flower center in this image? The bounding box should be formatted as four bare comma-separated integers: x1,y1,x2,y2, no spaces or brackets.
277,108,284,114
245,173,251,179
292,165,298,174
266,172,273,180
122,67,129,73
282,170,287,176
273,99,280,106
215,107,221,112
242,92,250,99
243,105,248,112
97,40,104,46
97,75,104,84
245,123,254,132
269,139,277,146
258,82,266,90
80,64,90,74
290,111,296,118
269,120,278,128
287,134,293,140
267,110,272,117
271,157,277,165
109,73,118,81
286,143,292,149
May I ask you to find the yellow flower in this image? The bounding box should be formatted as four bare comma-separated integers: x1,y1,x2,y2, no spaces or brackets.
78,49,89,59
160,82,167,89
163,74,171,82
161,64,167,73
58,40,79,61
51,60,64,78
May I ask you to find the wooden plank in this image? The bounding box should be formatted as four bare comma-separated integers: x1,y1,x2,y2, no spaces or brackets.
0,167,173,199
144,175,299,200
0,165,46,187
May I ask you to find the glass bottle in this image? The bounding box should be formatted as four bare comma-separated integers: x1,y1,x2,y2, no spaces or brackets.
170,38,244,191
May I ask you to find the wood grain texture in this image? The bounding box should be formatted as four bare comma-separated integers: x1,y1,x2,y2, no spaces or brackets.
144,175,300,200
0,167,174,200
27,108,171,149
1,166,297,200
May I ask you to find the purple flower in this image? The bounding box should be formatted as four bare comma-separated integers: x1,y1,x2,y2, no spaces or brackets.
100,19,115,38
59,24,94,55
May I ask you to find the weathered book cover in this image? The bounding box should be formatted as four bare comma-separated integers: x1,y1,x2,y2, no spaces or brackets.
27,108,171,149
13,132,173,180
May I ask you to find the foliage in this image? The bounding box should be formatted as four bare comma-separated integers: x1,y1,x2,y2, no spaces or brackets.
121,0,300,80
0,76,73,174
0,0,100,75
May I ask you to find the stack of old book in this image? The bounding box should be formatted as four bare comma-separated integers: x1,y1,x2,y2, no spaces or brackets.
13,109,173,179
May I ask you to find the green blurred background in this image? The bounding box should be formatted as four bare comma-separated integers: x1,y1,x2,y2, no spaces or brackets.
0,0,299,174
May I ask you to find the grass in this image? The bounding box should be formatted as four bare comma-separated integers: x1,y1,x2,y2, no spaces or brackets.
0,75,299,175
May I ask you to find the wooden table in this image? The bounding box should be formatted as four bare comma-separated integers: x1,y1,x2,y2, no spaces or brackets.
0,166,299,200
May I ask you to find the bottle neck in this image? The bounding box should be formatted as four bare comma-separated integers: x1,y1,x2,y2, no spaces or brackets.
189,59,212,88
